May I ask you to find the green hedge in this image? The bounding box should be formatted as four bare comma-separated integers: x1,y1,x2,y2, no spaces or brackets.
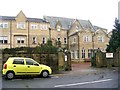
2,40,59,54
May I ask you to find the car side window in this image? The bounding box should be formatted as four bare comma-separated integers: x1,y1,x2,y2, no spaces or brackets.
26,59,38,66
13,59,24,65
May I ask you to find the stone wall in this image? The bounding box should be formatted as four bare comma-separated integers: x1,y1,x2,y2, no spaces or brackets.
2,52,71,72
95,48,120,68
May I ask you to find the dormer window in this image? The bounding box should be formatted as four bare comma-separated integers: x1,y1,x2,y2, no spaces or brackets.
76,26,79,32
57,26,61,31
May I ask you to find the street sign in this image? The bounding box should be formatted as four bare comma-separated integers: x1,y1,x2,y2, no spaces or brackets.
106,53,113,58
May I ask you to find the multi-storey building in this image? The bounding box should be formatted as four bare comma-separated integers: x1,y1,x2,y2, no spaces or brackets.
0,11,111,61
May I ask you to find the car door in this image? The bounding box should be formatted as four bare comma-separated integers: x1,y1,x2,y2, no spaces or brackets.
12,58,26,75
25,59,40,75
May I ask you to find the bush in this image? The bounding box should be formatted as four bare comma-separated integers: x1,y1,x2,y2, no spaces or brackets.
2,40,59,54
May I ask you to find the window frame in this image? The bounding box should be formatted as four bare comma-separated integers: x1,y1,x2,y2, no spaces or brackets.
64,37,67,44
0,36,8,44
16,37,25,44
17,22,25,29
88,49,92,58
98,36,104,42
32,37,37,44
82,49,85,59
13,59,24,65
31,24,38,30
57,26,61,31
0,22,8,29
83,35,92,42
26,59,39,66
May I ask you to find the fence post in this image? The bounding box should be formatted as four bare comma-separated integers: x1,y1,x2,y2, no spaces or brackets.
96,50,103,68
58,52,65,70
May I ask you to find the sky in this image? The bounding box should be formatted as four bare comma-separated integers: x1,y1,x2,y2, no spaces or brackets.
0,0,119,32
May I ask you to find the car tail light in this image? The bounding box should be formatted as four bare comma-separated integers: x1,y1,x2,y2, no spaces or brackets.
4,64,7,69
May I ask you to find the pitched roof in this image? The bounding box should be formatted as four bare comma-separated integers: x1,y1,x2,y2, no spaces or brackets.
44,16,95,31
44,16,74,29
93,25,107,30
27,18,47,22
0,16,46,23
0,16,15,20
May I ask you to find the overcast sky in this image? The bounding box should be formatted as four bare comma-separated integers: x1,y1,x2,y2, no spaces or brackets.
0,0,119,32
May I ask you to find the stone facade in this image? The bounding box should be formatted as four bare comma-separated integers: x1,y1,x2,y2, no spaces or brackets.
0,11,111,61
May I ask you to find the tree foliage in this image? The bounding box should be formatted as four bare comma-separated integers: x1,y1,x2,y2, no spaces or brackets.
37,39,58,53
106,18,120,52
3,39,59,54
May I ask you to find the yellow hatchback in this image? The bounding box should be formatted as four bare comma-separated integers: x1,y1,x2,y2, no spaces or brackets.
2,57,52,80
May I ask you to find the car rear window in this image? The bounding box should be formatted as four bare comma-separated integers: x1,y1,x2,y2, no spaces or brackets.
13,59,24,65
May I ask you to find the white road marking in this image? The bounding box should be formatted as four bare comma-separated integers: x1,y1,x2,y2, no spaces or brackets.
54,79,113,88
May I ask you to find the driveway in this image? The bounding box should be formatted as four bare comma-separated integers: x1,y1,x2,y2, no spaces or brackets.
72,62,91,70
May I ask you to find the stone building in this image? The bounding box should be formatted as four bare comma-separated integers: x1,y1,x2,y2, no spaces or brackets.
0,11,111,61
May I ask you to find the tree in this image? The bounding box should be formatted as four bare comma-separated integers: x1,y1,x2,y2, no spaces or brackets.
38,39,58,53
106,18,120,52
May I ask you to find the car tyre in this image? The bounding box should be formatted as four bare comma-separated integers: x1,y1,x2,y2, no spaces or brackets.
6,72,14,80
41,70,49,78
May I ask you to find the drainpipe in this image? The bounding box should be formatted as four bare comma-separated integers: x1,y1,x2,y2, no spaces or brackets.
49,28,51,40
67,30,69,50
77,32,80,60
10,20,12,48
28,21,30,47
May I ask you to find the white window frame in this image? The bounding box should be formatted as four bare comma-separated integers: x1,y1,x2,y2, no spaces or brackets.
57,37,61,42
31,24,38,30
40,24,48,30
75,50,79,59
98,36,104,42
73,37,76,43
71,50,74,59
0,36,8,44
32,37,37,44
42,37,46,44
82,49,85,58
64,37,67,44
17,22,25,29
21,37,25,44
16,37,25,44
88,49,92,58
57,26,61,31
0,22,8,28
76,26,79,32
83,35,92,42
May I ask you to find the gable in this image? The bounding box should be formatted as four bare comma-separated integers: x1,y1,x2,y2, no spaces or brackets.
15,11,27,22
95,29,108,37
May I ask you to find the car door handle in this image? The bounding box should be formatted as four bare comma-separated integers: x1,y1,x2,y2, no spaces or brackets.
14,65,16,67
28,66,30,68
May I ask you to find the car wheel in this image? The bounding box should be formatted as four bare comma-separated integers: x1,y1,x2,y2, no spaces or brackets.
6,72,14,80
41,70,49,78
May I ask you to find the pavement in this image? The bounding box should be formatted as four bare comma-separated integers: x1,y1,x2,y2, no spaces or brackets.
54,62,118,76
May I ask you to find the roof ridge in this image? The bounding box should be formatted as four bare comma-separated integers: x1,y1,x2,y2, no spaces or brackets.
45,16,89,21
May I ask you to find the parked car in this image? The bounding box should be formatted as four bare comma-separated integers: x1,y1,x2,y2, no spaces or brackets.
2,57,52,80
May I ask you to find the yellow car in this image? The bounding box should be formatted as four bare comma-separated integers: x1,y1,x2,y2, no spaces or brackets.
2,57,52,80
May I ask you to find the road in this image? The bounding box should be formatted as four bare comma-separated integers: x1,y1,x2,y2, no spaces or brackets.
1,67,119,89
